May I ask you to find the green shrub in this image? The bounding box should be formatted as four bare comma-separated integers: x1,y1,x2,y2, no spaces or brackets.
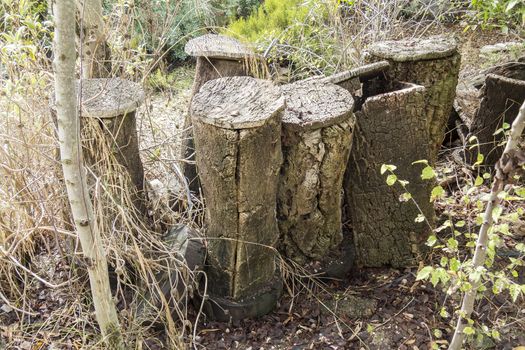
469,0,525,32
226,0,341,78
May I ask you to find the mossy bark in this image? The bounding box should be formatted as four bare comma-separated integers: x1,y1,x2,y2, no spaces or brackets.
344,83,435,267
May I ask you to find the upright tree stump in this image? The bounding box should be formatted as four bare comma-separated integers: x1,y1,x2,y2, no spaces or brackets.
467,64,525,166
78,78,147,216
366,37,460,162
345,82,435,267
190,76,284,321
278,80,355,264
183,34,260,193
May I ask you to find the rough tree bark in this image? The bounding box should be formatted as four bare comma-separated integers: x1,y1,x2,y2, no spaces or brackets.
191,76,284,321
52,1,123,348
344,82,435,267
182,34,260,194
467,65,525,166
449,101,525,350
366,36,460,162
78,78,147,216
278,80,355,264
77,0,111,78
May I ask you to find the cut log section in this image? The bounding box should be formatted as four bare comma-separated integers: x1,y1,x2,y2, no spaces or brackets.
51,78,147,216
344,81,435,268
78,78,147,216
454,61,525,129
278,79,355,265
366,36,460,162
182,34,262,194
190,76,284,321
467,65,525,166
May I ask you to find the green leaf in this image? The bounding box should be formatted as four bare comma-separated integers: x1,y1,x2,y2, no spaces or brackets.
455,220,466,228
447,237,458,250
492,206,503,222
474,153,484,166
386,174,397,186
430,185,445,201
449,258,460,272
463,326,475,335
399,192,412,202
380,164,397,174
412,159,429,165
474,176,483,186
491,329,500,340
509,284,522,302
421,166,436,180
415,214,426,223
416,266,433,281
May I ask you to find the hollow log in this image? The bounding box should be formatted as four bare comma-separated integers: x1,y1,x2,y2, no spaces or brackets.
318,60,390,96
467,64,525,166
366,36,460,162
278,80,355,264
190,76,284,321
345,82,435,268
182,34,261,194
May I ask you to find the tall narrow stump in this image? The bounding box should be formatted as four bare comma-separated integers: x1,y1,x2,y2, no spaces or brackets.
345,82,435,267
190,76,284,321
467,64,525,166
78,78,147,216
278,80,355,264
366,37,460,162
183,34,260,193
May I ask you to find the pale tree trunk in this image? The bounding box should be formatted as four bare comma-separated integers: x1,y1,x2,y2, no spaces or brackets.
77,0,111,78
53,1,123,348
448,101,525,350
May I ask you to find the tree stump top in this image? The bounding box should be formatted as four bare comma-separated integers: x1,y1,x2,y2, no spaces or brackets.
320,61,390,85
79,78,144,118
190,76,284,130
367,36,457,62
185,34,256,60
281,80,355,130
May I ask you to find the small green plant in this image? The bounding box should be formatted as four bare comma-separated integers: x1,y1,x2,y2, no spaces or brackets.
467,0,525,33
381,157,525,348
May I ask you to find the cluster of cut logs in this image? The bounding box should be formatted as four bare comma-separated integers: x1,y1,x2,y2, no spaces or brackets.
67,33,525,322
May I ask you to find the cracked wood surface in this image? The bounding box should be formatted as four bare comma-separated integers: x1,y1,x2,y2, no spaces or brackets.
366,37,460,162
345,82,435,267
468,72,525,166
278,80,355,263
191,76,284,300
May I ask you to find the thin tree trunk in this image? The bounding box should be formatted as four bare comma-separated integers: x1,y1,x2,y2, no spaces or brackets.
448,101,525,350
53,1,123,348
77,0,111,78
